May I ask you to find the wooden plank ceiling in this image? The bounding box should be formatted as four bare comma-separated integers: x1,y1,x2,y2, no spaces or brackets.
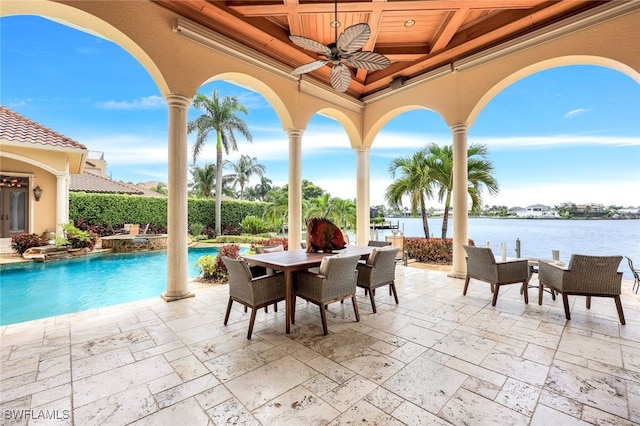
154,0,605,99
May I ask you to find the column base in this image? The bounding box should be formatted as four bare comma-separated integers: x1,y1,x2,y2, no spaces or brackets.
447,272,466,279
161,291,195,302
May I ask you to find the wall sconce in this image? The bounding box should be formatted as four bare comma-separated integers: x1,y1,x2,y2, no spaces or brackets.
33,185,43,201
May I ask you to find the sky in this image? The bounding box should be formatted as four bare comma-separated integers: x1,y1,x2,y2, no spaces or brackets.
2,15,640,209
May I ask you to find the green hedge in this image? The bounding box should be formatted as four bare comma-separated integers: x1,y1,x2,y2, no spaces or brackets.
69,192,268,230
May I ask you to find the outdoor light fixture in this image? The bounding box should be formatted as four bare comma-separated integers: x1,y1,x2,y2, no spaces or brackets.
33,185,43,201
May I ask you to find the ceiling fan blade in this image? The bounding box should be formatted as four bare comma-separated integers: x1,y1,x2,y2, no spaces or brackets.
345,51,391,71
330,63,352,92
289,35,331,56
337,23,371,54
291,59,329,75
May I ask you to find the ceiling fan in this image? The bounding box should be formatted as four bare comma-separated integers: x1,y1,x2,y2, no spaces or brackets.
289,0,391,92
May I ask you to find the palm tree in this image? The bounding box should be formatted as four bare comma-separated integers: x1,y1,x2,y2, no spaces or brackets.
332,198,357,230
188,89,253,235
426,143,499,238
263,187,289,235
189,164,216,198
386,150,434,238
149,181,168,195
254,176,273,201
306,193,334,219
225,154,266,199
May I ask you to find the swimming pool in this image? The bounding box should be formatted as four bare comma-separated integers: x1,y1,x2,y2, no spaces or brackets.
0,247,234,326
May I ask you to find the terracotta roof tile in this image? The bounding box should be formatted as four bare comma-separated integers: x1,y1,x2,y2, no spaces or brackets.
70,173,165,197
0,106,87,150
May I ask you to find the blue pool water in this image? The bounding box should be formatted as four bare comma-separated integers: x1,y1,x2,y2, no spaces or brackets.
0,247,233,326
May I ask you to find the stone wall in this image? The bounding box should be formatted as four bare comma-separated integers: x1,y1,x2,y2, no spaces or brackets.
101,235,168,253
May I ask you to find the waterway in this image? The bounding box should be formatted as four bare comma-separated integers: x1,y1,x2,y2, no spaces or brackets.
366,217,640,280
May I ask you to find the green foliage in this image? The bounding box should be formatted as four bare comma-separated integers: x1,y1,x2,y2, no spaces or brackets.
10,233,49,255
70,193,268,235
54,236,70,247
194,244,241,282
241,215,270,234
69,193,168,227
62,222,97,250
214,235,267,244
189,222,206,237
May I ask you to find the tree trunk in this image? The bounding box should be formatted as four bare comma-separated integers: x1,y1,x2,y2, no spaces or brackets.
441,189,452,239
420,195,430,238
215,132,223,236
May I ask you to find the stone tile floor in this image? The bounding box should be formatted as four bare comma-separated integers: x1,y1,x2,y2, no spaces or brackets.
1,266,639,425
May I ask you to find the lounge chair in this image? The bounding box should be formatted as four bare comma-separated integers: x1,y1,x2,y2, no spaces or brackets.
538,254,625,324
462,245,530,306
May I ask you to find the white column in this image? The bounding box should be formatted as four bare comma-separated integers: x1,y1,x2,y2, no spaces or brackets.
55,174,68,236
162,94,194,302
450,123,469,278
287,129,303,250
355,147,370,245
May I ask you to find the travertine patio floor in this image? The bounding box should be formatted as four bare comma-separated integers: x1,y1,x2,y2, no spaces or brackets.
1,266,639,425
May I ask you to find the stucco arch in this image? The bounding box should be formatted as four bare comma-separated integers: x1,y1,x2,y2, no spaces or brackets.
0,151,65,177
313,108,361,148
1,1,170,96
203,73,294,131
468,56,640,127
363,105,446,148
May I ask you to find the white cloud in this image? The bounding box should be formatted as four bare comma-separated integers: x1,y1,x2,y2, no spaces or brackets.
564,108,591,118
95,95,165,110
473,134,640,148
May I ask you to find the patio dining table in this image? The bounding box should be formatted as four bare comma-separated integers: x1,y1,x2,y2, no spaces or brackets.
242,245,373,334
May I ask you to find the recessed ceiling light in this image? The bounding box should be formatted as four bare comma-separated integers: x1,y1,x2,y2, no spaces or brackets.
404,19,415,28
330,20,341,29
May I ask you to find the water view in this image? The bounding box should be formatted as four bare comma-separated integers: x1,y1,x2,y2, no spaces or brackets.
368,217,640,280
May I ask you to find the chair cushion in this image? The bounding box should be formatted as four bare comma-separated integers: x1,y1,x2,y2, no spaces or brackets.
319,256,331,275
263,244,284,253
366,248,379,265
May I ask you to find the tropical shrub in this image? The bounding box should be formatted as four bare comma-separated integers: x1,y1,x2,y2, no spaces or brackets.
10,233,49,255
194,244,241,283
241,215,269,235
255,237,289,251
405,238,453,264
404,237,476,263
62,223,98,250
189,222,206,239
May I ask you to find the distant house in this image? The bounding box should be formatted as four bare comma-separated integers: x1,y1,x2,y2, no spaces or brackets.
70,150,162,197
508,206,526,216
516,204,558,218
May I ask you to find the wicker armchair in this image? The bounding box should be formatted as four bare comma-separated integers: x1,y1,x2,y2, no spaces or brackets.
463,245,530,306
293,254,361,335
357,247,400,313
538,254,624,324
368,240,392,247
221,256,286,339
626,256,639,294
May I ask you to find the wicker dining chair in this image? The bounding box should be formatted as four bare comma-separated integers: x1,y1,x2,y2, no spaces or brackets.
221,256,286,339
293,254,361,335
538,254,625,324
357,247,400,313
626,256,639,294
462,245,531,306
